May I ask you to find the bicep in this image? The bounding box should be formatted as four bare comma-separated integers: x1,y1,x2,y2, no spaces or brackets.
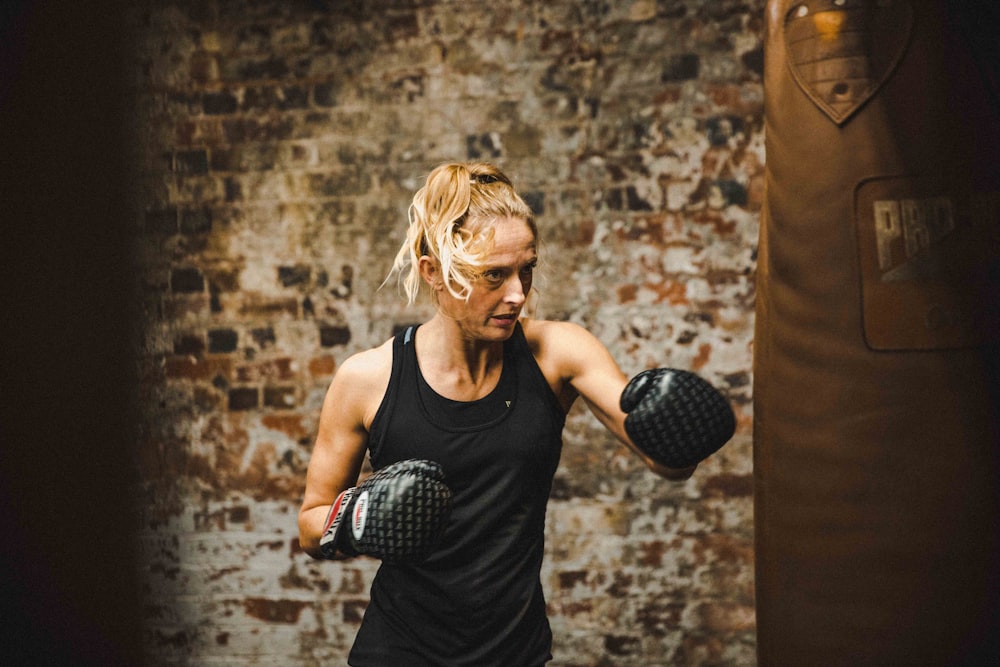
301,387,368,509
298,355,382,553
539,322,695,479
552,323,631,442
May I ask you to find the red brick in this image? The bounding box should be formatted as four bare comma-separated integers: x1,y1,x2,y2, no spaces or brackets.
243,598,308,624
236,358,295,383
696,602,756,633
309,355,336,377
261,414,307,440
691,342,712,370
163,355,232,381
702,472,753,498
263,385,296,408
227,387,258,411
236,295,300,318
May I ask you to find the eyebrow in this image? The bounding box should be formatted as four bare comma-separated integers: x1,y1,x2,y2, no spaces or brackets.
484,255,537,271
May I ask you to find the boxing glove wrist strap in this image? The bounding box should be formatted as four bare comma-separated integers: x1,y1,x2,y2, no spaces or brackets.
319,488,356,559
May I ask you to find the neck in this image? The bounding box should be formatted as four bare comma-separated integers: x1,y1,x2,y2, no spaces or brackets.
415,315,505,399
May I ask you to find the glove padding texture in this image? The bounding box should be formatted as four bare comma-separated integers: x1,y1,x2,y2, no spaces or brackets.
621,368,736,468
320,459,452,563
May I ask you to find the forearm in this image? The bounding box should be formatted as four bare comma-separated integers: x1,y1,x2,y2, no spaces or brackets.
298,503,333,559
302,460,452,563
583,394,695,480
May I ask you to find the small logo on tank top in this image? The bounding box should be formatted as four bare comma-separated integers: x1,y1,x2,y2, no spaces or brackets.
505,400,511,408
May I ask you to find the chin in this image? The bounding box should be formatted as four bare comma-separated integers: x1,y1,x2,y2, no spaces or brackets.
480,323,516,341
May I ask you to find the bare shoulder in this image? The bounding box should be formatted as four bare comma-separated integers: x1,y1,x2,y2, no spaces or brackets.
520,318,614,378
336,337,394,384
521,318,605,357
323,337,395,428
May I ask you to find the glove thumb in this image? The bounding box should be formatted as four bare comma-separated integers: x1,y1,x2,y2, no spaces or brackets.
620,368,669,412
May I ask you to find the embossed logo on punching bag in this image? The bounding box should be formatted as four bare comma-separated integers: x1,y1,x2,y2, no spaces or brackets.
855,175,1000,350
784,0,913,125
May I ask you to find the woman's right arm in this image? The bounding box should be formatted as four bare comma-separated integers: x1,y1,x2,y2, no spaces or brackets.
297,343,392,558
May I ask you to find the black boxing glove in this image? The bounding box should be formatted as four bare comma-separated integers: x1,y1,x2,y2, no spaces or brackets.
620,368,736,469
320,459,452,563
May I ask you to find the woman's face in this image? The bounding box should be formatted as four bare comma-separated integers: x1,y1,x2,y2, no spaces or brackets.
438,216,537,342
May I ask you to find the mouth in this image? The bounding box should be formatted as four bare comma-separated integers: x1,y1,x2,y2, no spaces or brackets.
491,313,519,325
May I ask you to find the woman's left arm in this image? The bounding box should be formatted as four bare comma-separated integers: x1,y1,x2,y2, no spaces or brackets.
526,320,695,480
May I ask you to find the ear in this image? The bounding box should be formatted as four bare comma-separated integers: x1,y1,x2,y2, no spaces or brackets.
418,255,443,291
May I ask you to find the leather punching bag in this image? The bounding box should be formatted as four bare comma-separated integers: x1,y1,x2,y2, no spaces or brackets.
754,1,1000,664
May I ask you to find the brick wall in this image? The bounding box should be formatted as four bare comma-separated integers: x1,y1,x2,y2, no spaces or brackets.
132,1,763,664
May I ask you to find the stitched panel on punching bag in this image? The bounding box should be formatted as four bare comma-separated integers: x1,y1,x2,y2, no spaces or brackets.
854,175,1000,350
784,0,913,125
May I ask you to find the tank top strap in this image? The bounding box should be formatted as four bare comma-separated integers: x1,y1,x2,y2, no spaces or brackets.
509,321,565,417
367,326,415,463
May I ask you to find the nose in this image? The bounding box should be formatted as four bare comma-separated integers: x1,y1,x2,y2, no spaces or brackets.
503,274,527,306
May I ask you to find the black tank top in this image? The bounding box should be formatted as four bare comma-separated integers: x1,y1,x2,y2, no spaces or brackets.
348,322,566,667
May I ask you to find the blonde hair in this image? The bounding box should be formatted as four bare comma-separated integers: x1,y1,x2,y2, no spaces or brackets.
387,162,536,304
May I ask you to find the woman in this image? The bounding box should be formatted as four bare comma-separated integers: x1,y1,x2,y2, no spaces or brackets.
298,161,694,666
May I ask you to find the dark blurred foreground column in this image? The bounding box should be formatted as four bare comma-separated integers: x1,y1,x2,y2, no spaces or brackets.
1,1,143,664
754,1,1000,664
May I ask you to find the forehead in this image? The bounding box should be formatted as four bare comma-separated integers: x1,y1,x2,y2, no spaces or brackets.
485,216,536,258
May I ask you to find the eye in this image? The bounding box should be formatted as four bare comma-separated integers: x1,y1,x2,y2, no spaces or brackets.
481,269,505,284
